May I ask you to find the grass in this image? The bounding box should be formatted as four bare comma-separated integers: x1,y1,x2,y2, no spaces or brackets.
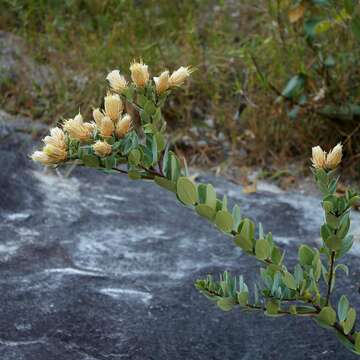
0,0,359,176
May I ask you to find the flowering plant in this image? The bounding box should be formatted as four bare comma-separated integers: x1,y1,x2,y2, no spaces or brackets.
32,61,360,356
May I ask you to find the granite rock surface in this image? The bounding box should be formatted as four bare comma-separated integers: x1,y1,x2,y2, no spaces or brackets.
0,111,360,360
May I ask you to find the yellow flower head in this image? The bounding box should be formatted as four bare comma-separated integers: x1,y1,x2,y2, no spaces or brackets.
326,143,343,170
93,140,112,157
63,113,93,142
154,70,170,94
100,116,115,137
115,114,132,138
169,66,192,87
106,70,128,93
130,60,149,87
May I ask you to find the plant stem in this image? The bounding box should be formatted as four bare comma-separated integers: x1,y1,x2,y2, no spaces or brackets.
326,251,336,306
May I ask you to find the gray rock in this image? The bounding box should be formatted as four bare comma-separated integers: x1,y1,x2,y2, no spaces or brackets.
0,111,360,359
0,31,54,87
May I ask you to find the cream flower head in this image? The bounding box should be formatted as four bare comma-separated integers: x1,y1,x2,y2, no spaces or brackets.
325,143,343,170
311,146,327,169
130,60,149,87
31,151,53,166
104,94,123,123
169,66,192,87
154,70,170,94
93,108,105,127
93,140,112,157
115,114,132,138
63,113,93,142
106,70,128,93
32,127,67,166
100,116,115,137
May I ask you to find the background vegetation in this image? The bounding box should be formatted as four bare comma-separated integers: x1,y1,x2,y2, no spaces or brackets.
0,0,359,176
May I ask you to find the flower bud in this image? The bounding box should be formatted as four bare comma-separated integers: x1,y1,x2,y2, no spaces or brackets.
63,113,93,142
130,60,149,87
106,70,127,93
115,114,132,138
169,66,192,87
104,94,123,122
93,108,105,127
326,143,343,170
93,140,112,157
311,146,326,169
100,116,115,137
154,70,170,94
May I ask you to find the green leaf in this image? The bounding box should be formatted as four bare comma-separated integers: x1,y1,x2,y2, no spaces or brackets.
128,169,142,180
151,135,158,165
355,333,360,353
234,218,254,252
298,245,315,266
103,155,116,169
324,235,343,251
237,292,249,306
282,271,297,290
82,154,100,168
265,299,279,316
154,176,176,193
128,149,141,166
318,306,336,326
217,297,236,312
195,204,216,221
281,74,305,99
154,132,165,153
335,263,349,276
343,308,356,335
255,239,271,261
177,177,197,206
170,153,181,182
215,210,234,233
232,204,241,231
338,295,350,322
144,100,156,115
197,184,207,204
206,184,217,209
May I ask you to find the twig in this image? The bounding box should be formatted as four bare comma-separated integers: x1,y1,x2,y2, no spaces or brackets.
326,251,336,306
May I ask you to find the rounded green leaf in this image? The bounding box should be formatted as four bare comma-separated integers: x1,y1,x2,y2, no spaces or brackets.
338,295,350,323
237,292,249,306
255,239,271,261
318,306,336,326
177,177,198,205
217,298,235,312
154,176,176,193
215,210,233,233
196,204,216,221
128,149,141,166
298,245,315,266
282,271,297,290
344,308,356,335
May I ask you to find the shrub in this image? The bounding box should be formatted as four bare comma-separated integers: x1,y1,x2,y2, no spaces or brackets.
31,61,360,356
